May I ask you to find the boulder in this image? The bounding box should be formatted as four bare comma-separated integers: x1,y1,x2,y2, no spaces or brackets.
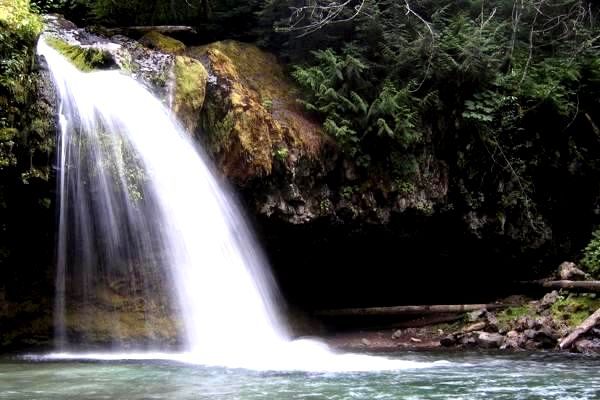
186,41,322,183
523,326,558,349
440,334,457,347
477,332,504,348
573,338,600,354
535,327,559,349
558,261,588,281
172,56,208,134
538,290,559,311
501,330,525,350
460,333,478,347
515,316,536,331
484,312,499,332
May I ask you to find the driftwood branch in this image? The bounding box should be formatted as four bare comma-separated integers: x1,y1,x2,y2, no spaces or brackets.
315,304,505,317
559,307,600,349
105,26,197,35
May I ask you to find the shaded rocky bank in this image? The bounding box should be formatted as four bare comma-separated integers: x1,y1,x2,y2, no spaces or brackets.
322,290,600,356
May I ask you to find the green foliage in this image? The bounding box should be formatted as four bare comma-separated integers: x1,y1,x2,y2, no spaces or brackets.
273,146,288,161
551,293,600,327
0,0,42,106
0,0,51,173
293,49,421,164
30,0,77,14
281,0,600,250
261,98,273,112
581,229,600,278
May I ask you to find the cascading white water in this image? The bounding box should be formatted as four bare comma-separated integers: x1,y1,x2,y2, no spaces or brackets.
38,37,440,371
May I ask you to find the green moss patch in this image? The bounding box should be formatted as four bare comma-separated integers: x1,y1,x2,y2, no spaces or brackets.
173,55,208,133
496,304,536,330
140,31,185,54
551,294,600,327
45,36,115,72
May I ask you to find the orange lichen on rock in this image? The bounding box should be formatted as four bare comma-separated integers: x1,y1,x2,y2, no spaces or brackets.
186,41,322,182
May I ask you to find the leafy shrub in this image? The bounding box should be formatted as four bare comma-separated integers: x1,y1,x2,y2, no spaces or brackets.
293,49,421,164
581,229,600,278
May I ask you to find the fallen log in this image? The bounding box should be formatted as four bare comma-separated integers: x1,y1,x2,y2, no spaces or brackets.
520,280,600,292
559,307,600,350
315,304,505,317
105,26,197,35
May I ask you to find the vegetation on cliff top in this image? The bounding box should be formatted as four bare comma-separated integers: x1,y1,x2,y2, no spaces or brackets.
0,0,43,167
284,0,600,262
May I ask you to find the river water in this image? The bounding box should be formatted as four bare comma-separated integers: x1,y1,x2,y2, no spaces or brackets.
1,352,598,399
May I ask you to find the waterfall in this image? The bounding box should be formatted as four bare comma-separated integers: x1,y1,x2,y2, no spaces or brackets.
39,37,289,360
38,37,430,372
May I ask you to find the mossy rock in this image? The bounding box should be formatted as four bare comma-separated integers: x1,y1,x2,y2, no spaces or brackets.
186,41,322,182
140,31,186,55
45,36,115,72
173,55,208,133
64,298,180,345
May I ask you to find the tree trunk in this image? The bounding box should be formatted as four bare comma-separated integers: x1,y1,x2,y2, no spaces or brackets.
105,26,197,35
521,280,600,292
315,304,505,317
559,307,600,350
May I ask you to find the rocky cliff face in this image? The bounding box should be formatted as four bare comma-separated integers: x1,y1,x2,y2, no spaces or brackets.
173,40,448,226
